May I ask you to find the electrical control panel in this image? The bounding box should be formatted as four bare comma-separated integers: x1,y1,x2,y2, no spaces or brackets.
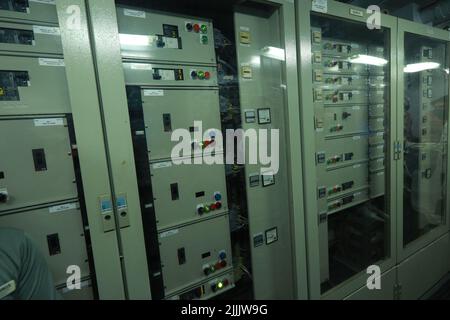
0,21,62,55
150,161,228,230
138,87,222,161
310,18,389,291
158,215,233,296
0,117,78,213
312,26,386,217
0,55,70,115
122,6,234,299
116,7,216,65
0,203,90,286
123,62,218,87
0,0,58,24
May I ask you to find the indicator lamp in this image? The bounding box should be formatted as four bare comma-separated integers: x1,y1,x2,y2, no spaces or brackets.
219,251,226,260
201,35,208,44
191,70,198,79
201,24,208,33
217,282,224,289
215,202,222,210
214,192,222,201
198,71,205,79
193,24,200,33
204,205,210,213
204,71,211,79
186,23,193,32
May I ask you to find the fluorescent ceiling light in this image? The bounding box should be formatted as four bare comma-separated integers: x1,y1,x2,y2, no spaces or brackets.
404,62,440,73
261,46,285,61
119,34,150,46
349,54,388,66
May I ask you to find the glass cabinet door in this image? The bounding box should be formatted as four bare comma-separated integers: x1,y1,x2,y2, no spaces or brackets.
308,13,393,294
402,33,449,248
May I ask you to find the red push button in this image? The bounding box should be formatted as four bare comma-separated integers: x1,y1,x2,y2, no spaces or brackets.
204,71,210,79
193,24,200,33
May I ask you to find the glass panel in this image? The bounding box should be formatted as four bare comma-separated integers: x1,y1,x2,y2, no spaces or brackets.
403,33,449,246
310,14,391,293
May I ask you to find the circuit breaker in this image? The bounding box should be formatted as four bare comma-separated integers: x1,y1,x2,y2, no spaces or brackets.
311,22,388,287
0,3,94,300
119,6,234,300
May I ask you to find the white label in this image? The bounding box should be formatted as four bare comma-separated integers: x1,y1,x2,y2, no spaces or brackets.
164,37,179,49
312,0,327,13
159,69,176,81
0,280,16,299
29,0,56,4
352,106,361,110
160,229,179,238
353,135,361,140
377,172,384,176
144,89,164,97
354,192,362,197
352,90,360,95
34,118,64,127
124,9,146,18
240,26,250,32
38,58,65,67
349,8,364,17
49,203,78,214
130,63,152,70
353,164,361,169
33,25,60,36
152,162,172,170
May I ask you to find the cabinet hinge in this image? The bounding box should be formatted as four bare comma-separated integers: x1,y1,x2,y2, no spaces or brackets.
393,141,402,160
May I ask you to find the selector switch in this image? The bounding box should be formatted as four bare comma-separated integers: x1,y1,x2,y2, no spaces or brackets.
0,191,8,203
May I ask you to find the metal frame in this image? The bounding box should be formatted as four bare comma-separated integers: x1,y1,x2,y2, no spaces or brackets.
396,18,450,263
56,0,126,299
254,0,309,300
296,0,398,299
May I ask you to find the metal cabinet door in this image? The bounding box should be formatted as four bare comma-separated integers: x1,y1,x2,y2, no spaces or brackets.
151,161,228,230
0,55,70,115
0,203,90,286
0,117,78,213
142,88,222,161
158,214,233,296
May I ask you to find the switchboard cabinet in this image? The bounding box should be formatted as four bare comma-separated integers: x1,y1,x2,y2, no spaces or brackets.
0,117,78,213
298,0,397,299
116,7,216,65
0,0,58,24
0,56,70,115
158,215,233,297
395,18,450,299
116,4,235,300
